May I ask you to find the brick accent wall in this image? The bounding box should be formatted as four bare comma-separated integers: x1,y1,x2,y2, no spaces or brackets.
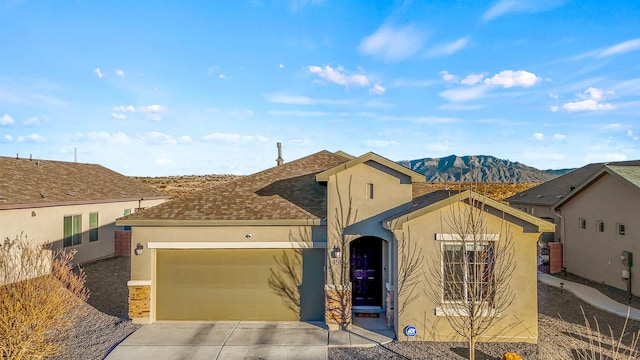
325,289,352,328
128,285,150,319
114,231,132,257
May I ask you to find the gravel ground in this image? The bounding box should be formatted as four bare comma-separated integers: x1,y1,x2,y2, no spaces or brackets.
51,257,139,360
330,282,640,359
55,257,640,360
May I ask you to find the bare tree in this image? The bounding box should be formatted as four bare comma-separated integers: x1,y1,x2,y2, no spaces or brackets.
0,233,89,359
425,193,516,360
397,229,424,318
325,174,359,329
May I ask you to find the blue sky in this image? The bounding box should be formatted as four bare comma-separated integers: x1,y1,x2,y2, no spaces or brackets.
1,0,639,176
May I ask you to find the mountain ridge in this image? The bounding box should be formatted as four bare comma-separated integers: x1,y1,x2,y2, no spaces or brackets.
398,155,574,183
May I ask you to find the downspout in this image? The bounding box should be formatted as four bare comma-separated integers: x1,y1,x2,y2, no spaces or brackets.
554,208,566,271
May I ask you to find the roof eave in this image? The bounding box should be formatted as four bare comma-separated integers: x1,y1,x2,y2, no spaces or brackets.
115,218,323,227
316,152,425,182
0,196,166,211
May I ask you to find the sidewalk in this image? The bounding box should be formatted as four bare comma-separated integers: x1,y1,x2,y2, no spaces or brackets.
538,273,640,321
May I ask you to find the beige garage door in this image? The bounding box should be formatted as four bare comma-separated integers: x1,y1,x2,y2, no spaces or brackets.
156,249,324,321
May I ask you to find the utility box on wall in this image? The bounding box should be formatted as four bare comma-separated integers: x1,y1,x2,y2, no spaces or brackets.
549,243,563,274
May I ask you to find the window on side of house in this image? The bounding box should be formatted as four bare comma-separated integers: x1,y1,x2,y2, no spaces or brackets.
89,212,99,242
366,183,374,199
63,215,82,247
597,221,605,233
579,218,586,230
618,223,626,236
123,209,132,231
442,243,495,304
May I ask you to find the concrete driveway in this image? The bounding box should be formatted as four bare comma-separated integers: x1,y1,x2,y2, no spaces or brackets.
105,320,394,360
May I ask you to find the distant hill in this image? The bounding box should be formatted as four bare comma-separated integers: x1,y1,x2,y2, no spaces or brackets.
398,155,574,183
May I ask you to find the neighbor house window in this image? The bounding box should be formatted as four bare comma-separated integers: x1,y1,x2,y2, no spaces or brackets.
123,209,132,231
366,183,374,199
63,215,82,247
579,218,586,230
618,223,626,236
89,212,99,242
442,243,494,303
597,221,605,233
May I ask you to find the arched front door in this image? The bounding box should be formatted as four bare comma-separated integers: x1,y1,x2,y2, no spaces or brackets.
350,237,383,307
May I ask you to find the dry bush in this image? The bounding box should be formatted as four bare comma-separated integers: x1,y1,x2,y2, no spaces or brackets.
0,234,90,359
541,307,640,360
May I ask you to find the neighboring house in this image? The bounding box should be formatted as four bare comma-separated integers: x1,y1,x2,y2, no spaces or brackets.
0,155,166,264
554,164,640,297
118,150,553,343
505,160,640,246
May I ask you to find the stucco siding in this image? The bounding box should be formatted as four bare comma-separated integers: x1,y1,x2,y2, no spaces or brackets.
561,174,640,295
395,203,539,343
0,198,164,264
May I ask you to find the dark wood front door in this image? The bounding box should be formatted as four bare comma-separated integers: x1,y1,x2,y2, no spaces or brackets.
350,237,382,307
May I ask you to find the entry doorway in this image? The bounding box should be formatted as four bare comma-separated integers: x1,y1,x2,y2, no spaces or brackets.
350,237,383,308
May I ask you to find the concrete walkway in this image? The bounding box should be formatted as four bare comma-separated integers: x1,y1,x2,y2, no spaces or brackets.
105,320,394,360
538,273,640,321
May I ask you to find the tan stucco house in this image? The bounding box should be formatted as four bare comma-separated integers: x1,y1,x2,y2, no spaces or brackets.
0,155,166,264
119,150,553,343
554,163,640,298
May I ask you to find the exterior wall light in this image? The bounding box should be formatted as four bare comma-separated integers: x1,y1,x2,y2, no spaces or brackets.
134,242,144,256
331,245,342,259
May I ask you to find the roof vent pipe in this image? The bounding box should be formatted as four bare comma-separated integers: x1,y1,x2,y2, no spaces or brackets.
276,142,284,166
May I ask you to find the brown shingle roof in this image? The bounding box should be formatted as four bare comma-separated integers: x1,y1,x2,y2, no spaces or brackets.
0,156,166,209
125,150,350,221
505,160,640,206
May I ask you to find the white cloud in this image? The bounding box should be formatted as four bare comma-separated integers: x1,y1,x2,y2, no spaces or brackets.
112,104,168,120
265,93,354,105
308,65,369,88
391,78,435,87
439,85,489,102
139,105,167,113
17,133,45,143
93,68,103,79
482,0,567,22
439,71,458,82
461,73,486,86
358,24,425,62
115,69,125,76
550,105,559,112
0,113,15,126
600,123,627,132
598,38,640,57
288,138,311,146
369,83,386,95
70,131,131,143
111,113,127,120
553,134,566,140
268,110,333,117
561,87,615,112
363,139,396,147
24,116,41,126
279,64,285,69
155,158,173,166
483,70,541,88
3,135,13,142
549,92,559,99
201,133,268,144
219,74,227,79
427,37,470,57
113,105,136,112
533,132,545,140
178,135,193,144
139,131,176,145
